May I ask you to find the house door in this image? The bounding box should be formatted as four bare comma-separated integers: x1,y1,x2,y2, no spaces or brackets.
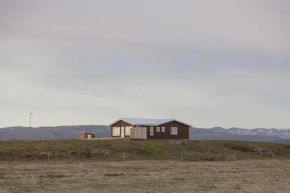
87,135,91,139
121,127,125,138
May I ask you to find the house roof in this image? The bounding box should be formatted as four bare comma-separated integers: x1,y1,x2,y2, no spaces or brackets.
109,118,192,127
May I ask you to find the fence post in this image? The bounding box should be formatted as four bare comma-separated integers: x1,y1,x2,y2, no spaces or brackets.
123,153,126,161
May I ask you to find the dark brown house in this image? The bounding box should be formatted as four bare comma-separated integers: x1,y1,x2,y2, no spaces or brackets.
109,118,191,140
77,132,96,140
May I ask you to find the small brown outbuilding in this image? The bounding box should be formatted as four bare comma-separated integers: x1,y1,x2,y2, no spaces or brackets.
77,132,96,140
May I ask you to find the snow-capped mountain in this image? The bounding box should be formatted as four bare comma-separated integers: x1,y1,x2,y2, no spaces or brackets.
190,127,290,144
215,127,290,139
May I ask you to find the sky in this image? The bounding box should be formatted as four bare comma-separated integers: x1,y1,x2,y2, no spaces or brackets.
0,0,289,128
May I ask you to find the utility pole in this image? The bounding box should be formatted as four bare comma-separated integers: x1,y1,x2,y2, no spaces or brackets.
30,113,33,140
30,113,33,128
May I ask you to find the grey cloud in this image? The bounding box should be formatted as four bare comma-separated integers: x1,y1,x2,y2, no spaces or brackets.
0,0,290,128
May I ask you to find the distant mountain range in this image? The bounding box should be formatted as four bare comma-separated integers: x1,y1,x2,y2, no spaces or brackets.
190,127,290,144
0,126,290,144
0,126,110,141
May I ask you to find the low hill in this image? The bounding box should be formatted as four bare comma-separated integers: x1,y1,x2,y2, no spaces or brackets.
0,140,289,161
0,125,110,141
1,125,290,144
189,127,290,144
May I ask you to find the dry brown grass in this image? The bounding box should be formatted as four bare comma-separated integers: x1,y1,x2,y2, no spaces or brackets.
0,159,290,193
1,140,290,162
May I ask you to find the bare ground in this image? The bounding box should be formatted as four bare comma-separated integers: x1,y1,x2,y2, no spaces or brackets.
0,159,290,193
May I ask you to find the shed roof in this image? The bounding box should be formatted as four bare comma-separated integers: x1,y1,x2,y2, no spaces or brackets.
77,131,95,134
109,118,192,127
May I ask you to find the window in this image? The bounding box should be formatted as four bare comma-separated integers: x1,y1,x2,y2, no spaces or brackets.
125,126,133,136
171,127,178,135
112,127,120,136
156,127,160,132
162,127,165,132
150,127,154,136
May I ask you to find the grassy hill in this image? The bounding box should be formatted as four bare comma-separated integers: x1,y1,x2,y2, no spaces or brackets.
0,139,290,161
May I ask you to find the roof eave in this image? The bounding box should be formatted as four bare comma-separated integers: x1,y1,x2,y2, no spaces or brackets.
135,124,156,127
108,118,135,126
155,119,192,127
109,118,192,127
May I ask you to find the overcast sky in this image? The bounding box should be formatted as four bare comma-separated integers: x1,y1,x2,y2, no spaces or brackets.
0,0,289,128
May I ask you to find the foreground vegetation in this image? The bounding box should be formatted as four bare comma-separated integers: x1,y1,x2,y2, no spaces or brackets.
0,139,290,161
0,159,289,193
0,140,289,192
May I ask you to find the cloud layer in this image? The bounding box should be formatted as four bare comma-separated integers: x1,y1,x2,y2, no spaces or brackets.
0,0,289,128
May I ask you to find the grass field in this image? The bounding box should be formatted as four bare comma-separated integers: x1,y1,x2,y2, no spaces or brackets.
0,140,290,192
0,159,290,193
0,139,290,161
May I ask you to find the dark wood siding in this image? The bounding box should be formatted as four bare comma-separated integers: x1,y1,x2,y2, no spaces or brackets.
111,120,134,138
85,133,95,139
77,132,95,139
146,121,189,139
77,133,85,139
